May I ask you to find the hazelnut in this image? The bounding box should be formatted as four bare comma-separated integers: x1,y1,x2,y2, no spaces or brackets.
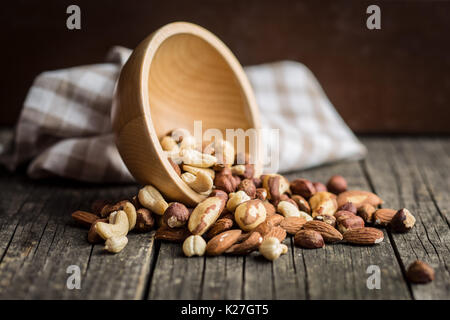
238,179,256,198
389,208,416,233
334,210,355,220
357,204,376,224
290,178,316,199
314,214,336,227
337,215,365,233
255,188,268,201
291,195,311,214
182,235,207,257
326,175,348,194
406,260,434,284
253,177,262,188
163,202,190,228
235,199,267,231
337,202,357,214
262,174,290,203
313,182,327,193
294,230,325,249
134,208,155,232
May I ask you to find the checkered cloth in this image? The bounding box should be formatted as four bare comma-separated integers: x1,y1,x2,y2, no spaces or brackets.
0,46,366,182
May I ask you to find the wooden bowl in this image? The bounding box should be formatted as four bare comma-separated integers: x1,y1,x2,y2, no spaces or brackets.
111,22,261,206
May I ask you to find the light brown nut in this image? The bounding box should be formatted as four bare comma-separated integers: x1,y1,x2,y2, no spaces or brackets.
262,174,290,203
291,195,311,214
235,199,267,231
343,227,384,245
277,201,312,220
226,191,251,212
134,208,155,232
205,229,242,256
231,164,255,179
182,235,207,257
104,235,128,253
182,165,215,180
204,139,235,166
88,218,108,244
214,167,237,193
337,202,357,214
110,200,136,231
170,128,193,144
71,210,100,228
294,230,325,249
389,208,416,233
313,182,328,193
337,190,383,209
168,157,182,176
160,135,179,152
357,204,376,224
188,195,226,235
406,260,435,284
163,202,191,228
303,220,343,243
253,177,262,188
181,171,214,193
373,208,397,227
280,217,307,235
290,178,316,199
262,201,276,216
326,175,348,194
264,226,287,242
138,185,169,216
155,226,191,242
337,215,365,233
181,148,217,168
314,215,336,227
259,237,288,261
95,210,129,240
205,217,234,239
255,188,268,201
225,232,263,255
267,213,284,227
334,210,356,220
309,192,338,217
238,179,257,198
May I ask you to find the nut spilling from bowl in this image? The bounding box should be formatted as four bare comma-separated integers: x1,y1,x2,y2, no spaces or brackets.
70,127,430,283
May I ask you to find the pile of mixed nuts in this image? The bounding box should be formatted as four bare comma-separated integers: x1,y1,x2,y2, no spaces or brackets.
71,128,434,284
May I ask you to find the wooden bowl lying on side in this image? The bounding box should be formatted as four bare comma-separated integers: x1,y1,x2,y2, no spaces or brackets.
111,22,261,206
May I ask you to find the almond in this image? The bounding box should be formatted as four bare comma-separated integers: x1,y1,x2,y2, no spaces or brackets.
267,213,284,227
280,217,307,235
337,190,383,209
343,227,384,245
303,220,343,243
263,226,287,242
155,226,191,242
205,229,242,256
294,230,324,249
205,217,234,239
71,210,100,228
225,231,263,255
373,208,397,226
262,201,276,216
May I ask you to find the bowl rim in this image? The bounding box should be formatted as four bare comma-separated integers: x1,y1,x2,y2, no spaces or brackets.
136,21,262,203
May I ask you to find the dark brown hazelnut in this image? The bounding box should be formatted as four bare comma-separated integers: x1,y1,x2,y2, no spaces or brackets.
314,215,336,227
334,210,356,220
163,202,190,228
357,204,376,224
313,182,327,192
255,188,268,201
135,208,155,232
291,195,311,214
406,260,434,284
238,179,256,198
253,177,262,188
389,208,416,233
290,178,316,199
326,175,348,194
337,202,357,214
337,215,365,233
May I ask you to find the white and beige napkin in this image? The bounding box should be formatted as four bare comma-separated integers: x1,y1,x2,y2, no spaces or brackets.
0,46,366,182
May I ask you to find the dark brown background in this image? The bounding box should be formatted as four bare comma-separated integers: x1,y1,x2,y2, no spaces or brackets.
2,0,449,133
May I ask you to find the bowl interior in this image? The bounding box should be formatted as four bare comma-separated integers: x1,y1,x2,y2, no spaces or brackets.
147,33,254,138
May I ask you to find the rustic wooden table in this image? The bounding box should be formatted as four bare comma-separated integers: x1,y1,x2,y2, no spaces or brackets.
0,137,449,300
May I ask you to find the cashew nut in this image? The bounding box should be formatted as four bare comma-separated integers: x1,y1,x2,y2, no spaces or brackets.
277,201,312,221
115,200,136,231
226,190,251,212
160,135,179,152
182,165,215,180
181,171,213,193
182,235,207,257
95,210,129,240
180,148,217,168
104,235,128,253
204,139,235,165
138,185,169,216
259,237,288,261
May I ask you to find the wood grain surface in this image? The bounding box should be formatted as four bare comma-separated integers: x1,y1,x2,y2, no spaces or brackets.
0,136,448,299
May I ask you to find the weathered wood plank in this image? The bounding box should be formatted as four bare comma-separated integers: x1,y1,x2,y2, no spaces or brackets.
362,137,450,300
147,242,204,300
201,255,243,299
285,160,411,299
0,176,156,299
